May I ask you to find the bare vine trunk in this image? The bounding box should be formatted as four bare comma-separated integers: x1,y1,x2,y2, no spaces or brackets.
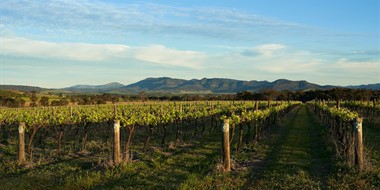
245,122,251,144
175,119,182,143
143,125,152,152
58,125,64,154
161,124,167,147
125,125,135,163
237,123,243,152
229,125,235,145
27,127,39,160
192,119,198,138
82,124,88,151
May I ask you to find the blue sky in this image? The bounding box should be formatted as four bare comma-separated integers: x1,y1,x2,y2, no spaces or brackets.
0,0,379,88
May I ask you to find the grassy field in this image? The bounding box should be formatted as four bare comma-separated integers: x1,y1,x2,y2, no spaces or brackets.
0,105,379,189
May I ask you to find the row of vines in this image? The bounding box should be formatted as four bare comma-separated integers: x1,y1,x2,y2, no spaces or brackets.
0,101,298,167
311,101,364,171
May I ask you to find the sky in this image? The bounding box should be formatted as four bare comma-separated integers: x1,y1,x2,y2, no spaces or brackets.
0,0,379,88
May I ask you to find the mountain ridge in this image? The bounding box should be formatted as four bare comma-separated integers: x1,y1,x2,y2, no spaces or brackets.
1,77,379,93
63,82,125,93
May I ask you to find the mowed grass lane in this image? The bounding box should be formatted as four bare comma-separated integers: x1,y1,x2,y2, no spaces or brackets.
251,105,332,189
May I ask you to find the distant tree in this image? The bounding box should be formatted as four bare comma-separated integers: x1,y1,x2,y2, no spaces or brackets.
18,98,26,107
111,96,119,104
50,98,69,106
60,98,69,106
30,91,38,106
138,91,147,101
50,100,60,106
260,89,278,101
39,96,49,106
236,91,253,100
97,99,106,104
70,96,76,105
121,95,130,102
329,88,345,101
356,89,373,101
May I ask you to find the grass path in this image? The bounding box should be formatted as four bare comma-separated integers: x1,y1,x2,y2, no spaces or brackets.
249,105,333,189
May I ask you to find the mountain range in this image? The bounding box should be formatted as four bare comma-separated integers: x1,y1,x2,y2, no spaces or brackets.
1,77,379,94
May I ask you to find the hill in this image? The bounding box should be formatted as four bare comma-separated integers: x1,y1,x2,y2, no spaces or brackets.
63,82,125,93
1,78,379,94
0,85,46,92
118,77,332,93
347,83,380,90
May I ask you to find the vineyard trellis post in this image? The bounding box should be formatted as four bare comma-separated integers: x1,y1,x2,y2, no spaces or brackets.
355,117,364,171
114,120,122,165
222,119,231,172
18,122,26,164
337,99,341,110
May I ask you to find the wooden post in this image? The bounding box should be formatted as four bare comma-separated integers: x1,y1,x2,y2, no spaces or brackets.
337,99,341,110
355,117,364,171
255,101,259,112
222,119,231,172
18,122,26,164
113,120,122,165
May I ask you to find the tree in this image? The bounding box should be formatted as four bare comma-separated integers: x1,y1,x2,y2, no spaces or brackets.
236,91,253,100
39,96,49,106
138,91,147,101
60,98,69,106
260,89,278,101
111,96,119,104
30,91,38,107
70,96,76,105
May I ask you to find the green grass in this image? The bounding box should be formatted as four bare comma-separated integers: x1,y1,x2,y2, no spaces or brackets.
245,105,331,189
325,119,380,189
1,105,379,189
170,105,331,189
0,133,222,189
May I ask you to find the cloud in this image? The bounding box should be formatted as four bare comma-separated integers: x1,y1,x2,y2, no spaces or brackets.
1,35,378,86
132,45,205,69
0,37,205,69
241,44,286,57
0,37,129,61
335,58,379,73
0,0,305,41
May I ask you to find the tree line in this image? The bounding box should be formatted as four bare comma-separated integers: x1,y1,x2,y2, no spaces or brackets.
0,88,378,108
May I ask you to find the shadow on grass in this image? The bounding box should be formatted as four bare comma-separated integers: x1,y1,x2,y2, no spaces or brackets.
242,106,299,185
91,136,221,189
242,105,334,189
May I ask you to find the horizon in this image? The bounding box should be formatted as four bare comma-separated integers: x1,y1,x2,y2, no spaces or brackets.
1,76,379,89
1,0,379,88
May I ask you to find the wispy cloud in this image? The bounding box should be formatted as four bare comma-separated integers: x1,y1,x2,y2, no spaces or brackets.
131,45,205,69
335,58,379,73
0,37,204,69
241,44,286,57
1,37,128,61
0,0,305,41
1,35,378,86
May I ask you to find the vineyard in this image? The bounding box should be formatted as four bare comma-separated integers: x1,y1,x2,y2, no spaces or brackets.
0,100,379,189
